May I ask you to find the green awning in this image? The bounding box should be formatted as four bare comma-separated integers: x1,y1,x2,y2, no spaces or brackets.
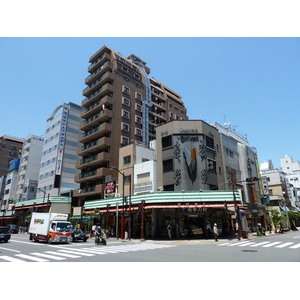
84,190,241,210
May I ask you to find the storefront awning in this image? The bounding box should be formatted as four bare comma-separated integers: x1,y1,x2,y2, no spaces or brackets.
84,190,242,211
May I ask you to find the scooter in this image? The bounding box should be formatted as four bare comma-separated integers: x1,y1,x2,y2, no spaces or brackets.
95,232,107,245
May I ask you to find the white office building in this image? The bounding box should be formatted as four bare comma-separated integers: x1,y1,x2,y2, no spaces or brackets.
37,102,83,197
15,134,44,201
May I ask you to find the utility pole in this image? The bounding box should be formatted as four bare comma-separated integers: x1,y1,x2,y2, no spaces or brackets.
231,170,243,240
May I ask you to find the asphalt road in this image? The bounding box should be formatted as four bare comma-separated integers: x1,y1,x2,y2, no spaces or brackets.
1,230,300,262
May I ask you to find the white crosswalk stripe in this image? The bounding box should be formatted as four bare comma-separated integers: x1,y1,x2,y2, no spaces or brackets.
0,243,176,262
275,242,294,248
217,241,300,249
15,254,49,262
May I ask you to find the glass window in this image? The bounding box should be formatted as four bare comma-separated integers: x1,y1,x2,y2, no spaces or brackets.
123,155,131,165
163,159,173,172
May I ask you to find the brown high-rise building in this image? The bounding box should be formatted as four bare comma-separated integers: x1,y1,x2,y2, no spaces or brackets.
0,135,24,177
74,45,188,201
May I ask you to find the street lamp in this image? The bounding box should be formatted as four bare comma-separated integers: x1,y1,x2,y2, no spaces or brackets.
107,166,125,239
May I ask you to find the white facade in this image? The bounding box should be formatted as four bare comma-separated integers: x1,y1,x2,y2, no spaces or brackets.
37,103,83,197
280,155,300,174
133,144,157,194
15,135,44,201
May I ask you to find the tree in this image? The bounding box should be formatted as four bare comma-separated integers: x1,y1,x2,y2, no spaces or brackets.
267,209,282,233
288,211,300,230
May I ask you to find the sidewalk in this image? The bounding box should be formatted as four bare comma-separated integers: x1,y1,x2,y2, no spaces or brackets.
104,228,299,244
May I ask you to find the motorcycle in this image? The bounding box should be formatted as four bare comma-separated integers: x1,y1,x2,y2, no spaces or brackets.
95,231,107,245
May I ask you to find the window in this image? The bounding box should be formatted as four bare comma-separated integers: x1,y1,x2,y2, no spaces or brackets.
123,155,131,165
134,73,141,80
122,123,129,131
120,58,126,64
136,116,142,123
122,136,129,145
122,97,130,106
136,104,142,111
163,159,173,172
206,136,214,149
136,83,141,88
162,135,172,148
136,92,142,100
136,128,142,136
122,109,130,119
123,76,129,82
207,159,216,173
123,86,130,94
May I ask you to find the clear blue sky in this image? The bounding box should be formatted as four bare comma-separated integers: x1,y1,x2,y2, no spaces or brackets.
1,37,299,168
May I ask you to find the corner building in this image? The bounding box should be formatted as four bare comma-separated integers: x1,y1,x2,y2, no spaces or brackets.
74,45,188,201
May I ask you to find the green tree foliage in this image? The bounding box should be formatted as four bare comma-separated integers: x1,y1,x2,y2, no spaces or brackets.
267,209,282,233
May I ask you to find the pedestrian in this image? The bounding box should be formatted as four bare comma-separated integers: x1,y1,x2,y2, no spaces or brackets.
206,223,211,239
213,223,219,241
167,223,172,239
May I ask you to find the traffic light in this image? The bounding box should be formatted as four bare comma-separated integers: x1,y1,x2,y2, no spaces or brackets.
251,185,258,204
246,177,260,182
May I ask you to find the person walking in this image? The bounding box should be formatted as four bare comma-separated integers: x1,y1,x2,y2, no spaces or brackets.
167,223,172,239
213,223,219,241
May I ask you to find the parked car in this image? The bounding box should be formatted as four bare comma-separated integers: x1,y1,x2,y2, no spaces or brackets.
71,228,89,242
0,226,11,242
8,224,19,234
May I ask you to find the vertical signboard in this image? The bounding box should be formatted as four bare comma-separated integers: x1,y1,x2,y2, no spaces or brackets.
54,104,69,188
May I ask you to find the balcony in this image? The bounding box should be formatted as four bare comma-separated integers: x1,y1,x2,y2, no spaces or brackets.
82,82,114,107
76,151,111,170
82,71,114,97
79,122,112,144
85,61,112,86
88,52,111,73
77,136,111,156
75,166,112,184
79,109,112,131
80,95,113,119
73,184,103,197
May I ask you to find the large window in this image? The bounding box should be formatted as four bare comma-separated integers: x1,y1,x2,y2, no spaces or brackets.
163,159,173,172
206,136,214,149
162,135,172,148
123,155,131,165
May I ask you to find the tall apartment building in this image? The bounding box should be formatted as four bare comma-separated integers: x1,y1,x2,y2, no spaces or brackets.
0,135,24,177
37,102,83,198
2,158,20,210
15,134,44,201
74,45,188,201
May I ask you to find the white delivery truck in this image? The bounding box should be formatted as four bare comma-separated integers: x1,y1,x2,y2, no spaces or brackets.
29,212,73,243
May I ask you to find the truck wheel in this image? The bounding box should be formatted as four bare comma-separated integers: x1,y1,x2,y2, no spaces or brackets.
32,234,37,242
47,236,52,244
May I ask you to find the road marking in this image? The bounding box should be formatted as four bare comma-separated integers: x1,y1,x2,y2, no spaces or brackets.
262,242,282,247
227,241,250,247
46,251,81,258
30,252,66,260
15,254,49,262
290,243,300,249
0,255,26,262
275,242,294,248
250,242,270,247
217,243,231,246
58,250,94,258
0,247,21,253
237,242,256,247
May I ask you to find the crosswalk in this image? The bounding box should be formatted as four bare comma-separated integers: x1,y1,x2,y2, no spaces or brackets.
0,243,176,262
217,240,300,249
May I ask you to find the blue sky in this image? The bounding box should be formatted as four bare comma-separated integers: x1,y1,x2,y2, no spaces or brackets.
1,37,299,168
